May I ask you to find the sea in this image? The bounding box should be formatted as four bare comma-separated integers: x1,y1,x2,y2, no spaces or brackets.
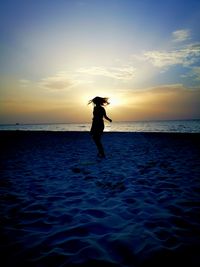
0,120,200,133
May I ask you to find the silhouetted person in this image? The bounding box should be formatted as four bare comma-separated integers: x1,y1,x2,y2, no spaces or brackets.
88,96,112,158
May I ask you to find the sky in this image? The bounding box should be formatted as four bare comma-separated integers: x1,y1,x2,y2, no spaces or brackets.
0,0,200,124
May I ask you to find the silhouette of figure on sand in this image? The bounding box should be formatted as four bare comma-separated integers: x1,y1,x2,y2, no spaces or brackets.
88,97,112,158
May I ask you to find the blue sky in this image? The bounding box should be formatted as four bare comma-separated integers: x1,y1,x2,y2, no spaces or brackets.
0,0,200,123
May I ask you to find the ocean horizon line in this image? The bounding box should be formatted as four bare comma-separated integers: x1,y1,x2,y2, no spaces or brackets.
0,118,200,126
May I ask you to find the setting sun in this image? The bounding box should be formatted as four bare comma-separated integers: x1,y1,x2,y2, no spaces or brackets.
109,96,122,107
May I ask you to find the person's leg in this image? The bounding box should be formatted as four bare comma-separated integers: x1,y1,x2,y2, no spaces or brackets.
93,133,105,157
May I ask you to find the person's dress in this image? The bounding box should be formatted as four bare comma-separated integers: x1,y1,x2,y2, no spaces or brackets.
90,106,105,135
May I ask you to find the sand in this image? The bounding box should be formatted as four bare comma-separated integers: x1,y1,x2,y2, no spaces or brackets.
0,131,200,267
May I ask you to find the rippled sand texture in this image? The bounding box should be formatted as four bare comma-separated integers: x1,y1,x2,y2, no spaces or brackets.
1,132,200,267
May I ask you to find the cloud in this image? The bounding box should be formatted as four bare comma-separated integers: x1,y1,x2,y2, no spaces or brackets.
191,67,200,81
172,29,191,43
19,79,31,88
119,84,200,120
77,65,136,80
39,72,77,90
182,66,200,81
141,29,200,71
144,43,200,68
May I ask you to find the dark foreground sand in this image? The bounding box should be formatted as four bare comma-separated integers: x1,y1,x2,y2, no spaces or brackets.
0,131,200,267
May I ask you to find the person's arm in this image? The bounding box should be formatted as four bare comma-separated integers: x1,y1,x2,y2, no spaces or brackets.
103,108,112,122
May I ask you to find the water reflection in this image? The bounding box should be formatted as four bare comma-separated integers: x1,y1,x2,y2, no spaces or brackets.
0,120,200,133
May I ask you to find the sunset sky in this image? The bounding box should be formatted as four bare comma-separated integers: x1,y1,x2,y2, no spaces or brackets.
0,0,200,124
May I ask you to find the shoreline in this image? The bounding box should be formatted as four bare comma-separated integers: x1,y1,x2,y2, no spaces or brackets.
1,130,200,134
1,130,200,145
